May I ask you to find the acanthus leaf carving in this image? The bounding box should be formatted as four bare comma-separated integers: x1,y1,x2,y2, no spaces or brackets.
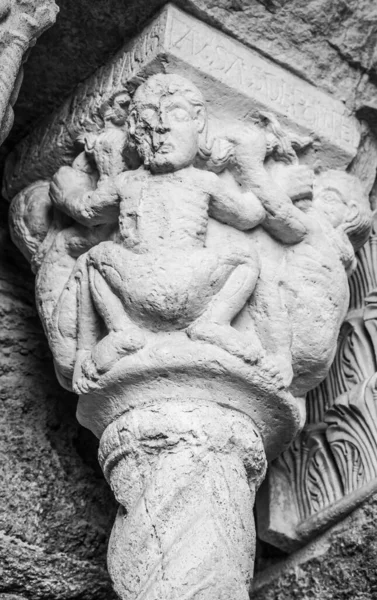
258,217,377,554
325,375,377,494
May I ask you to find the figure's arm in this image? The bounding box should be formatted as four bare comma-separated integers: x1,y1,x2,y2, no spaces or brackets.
245,168,310,244
221,124,311,244
207,172,266,231
50,166,120,227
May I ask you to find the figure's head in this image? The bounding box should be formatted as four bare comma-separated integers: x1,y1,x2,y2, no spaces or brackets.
78,90,140,179
128,74,211,173
80,126,133,179
99,90,131,128
314,170,372,251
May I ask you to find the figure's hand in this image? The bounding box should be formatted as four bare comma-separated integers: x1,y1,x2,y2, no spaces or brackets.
50,165,99,225
50,166,81,209
270,164,314,202
221,123,267,175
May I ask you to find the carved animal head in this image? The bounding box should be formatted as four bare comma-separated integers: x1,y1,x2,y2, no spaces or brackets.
78,127,136,180
314,170,372,252
128,74,211,173
100,90,131,127
77,90,139,178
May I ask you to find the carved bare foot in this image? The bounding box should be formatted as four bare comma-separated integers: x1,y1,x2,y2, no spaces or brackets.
73,328,146,394
75,327,145,394
74,369,96,395
187,321,261,364
92,328,146,374
258,354,285,388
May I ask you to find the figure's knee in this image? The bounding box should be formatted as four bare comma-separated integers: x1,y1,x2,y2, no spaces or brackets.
231,252,260,281
87,242,128,277
87,243,106,270
69,252,89,280
219,246,259,270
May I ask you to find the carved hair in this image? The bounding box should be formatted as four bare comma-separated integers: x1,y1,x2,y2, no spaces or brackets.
83,89,132,131
261,112,312,164
315,170,372,251
208,111,312,173
129,74,212,163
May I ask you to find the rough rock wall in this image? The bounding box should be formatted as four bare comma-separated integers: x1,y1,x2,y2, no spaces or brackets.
253,494,377,600
0,200,117,598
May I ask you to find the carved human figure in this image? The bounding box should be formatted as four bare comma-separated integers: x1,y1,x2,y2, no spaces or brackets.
10,91,135,387
286,169,372,394
237,165,372,395
50,74,311,386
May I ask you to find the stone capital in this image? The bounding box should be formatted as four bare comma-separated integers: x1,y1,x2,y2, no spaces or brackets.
5,5,374,599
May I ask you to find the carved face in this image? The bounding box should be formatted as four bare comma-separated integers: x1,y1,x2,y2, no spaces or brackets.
314,185,347,228
129,75,206,173
314,170,372,251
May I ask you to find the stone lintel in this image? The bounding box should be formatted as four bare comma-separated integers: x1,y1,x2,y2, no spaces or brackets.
4,3,360,200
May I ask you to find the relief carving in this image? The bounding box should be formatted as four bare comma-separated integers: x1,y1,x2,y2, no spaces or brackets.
258,214,377,552
3,4,360,201
7,62,372,598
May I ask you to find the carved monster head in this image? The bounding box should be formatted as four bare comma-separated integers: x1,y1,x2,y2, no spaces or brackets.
128,74,211,173
314,170,372,252
78,90,140,179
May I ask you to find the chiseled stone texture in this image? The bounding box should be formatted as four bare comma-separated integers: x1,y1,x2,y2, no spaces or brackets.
253,493,377,600
185,0,377,111
0,201,117,598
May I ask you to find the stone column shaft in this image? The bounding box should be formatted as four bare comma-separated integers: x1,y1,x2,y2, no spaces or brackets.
99,399,267,600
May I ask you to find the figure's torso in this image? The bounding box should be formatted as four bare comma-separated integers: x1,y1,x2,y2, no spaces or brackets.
116,167,211,251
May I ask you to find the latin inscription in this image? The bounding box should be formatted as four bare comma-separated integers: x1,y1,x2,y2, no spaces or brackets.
5,3,360,199
166,7,359,152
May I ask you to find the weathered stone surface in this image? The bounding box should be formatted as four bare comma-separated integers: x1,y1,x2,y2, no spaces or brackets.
0,201,117,598
253,493,377,600
0,0,58,146
2,0,377,163
257,198,377,552
183,0,377,112
3,4,361,199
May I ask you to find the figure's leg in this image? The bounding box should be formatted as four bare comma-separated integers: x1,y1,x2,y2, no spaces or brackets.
187,256,262,363
45,252,96,390
82,251,145,376
66,253,105,394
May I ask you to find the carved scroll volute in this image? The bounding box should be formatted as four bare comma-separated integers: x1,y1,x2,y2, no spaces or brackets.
6,13,372,598
0,0,58,145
